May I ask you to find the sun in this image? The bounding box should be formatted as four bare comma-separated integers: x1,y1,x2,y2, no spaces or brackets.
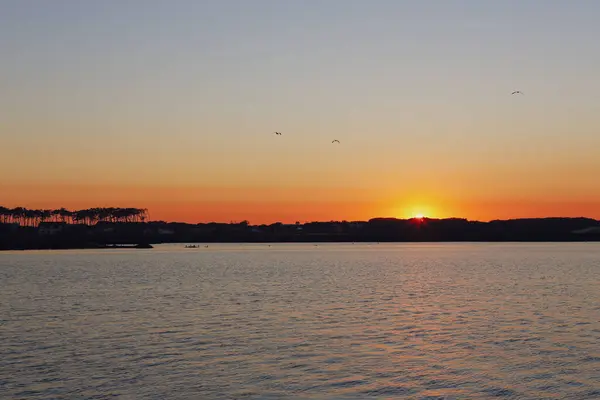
406,207,434,219
392,203,437,220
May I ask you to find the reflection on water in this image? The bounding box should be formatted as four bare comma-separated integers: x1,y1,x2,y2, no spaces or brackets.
1,243,600,399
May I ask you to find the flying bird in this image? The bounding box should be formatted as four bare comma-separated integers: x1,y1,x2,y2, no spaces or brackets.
511,91,523,95
332,140,340,144
274,132,282,135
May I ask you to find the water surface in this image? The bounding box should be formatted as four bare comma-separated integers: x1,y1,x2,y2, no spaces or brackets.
1,243,600,399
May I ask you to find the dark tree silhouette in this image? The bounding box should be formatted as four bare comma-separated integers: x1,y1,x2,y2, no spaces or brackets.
0,206,148,227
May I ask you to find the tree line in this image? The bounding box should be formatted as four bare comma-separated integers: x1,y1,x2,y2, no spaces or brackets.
0,207,148,227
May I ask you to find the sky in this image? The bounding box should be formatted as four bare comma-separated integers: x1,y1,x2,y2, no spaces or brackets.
1,0,600,223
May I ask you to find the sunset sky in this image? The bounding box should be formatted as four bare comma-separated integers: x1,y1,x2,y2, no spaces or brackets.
2,0,600,223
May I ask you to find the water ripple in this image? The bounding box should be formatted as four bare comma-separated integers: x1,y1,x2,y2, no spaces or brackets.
1,243,600,399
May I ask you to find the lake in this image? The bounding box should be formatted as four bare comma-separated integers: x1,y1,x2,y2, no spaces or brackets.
1,243,600,399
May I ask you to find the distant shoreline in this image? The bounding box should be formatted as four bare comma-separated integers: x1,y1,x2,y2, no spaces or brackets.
3,238,600,252
2,217,600,251
0,243,154,251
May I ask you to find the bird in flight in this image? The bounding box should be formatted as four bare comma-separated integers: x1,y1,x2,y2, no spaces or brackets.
511,91,523,95
332,140,340,144
274,132,282,135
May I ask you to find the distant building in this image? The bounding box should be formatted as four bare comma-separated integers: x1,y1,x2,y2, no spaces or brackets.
158,228,175,235
281,224,303,231
572,227,600,235
349,222,366,229
38,222,67,236
94,221,116,233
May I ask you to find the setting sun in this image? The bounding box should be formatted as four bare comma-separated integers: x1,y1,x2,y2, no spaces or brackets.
394,203,438,220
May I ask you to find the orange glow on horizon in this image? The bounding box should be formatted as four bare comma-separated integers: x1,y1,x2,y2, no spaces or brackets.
2,183,600,224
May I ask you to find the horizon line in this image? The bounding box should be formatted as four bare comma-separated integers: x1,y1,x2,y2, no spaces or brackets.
27,215,600,226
